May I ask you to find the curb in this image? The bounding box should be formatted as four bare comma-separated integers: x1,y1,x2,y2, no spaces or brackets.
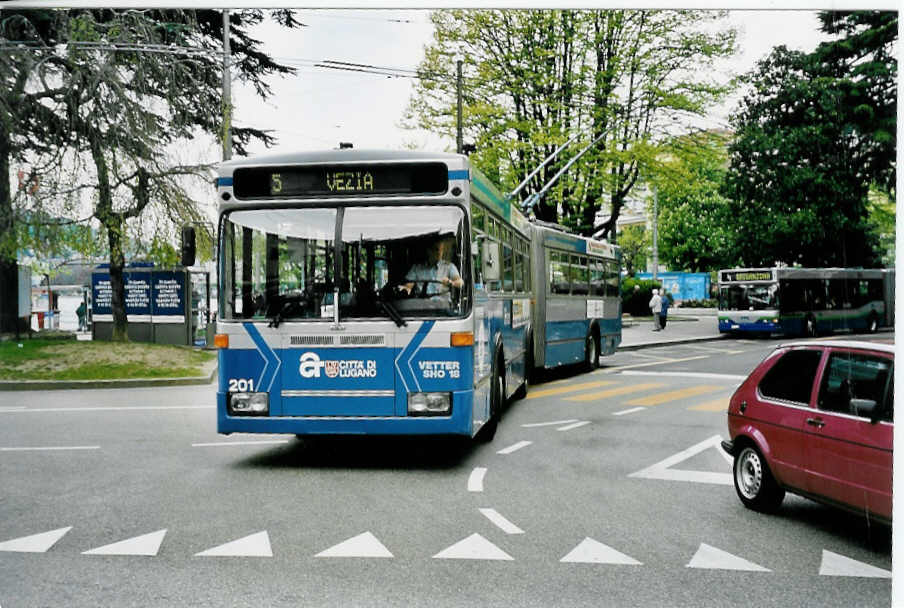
0,362,218,392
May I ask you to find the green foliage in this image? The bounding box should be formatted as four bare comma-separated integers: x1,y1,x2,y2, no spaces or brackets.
616,224,648,276
406,10,736,237
620,277,662,316
722,11,895,268
653,131,736,272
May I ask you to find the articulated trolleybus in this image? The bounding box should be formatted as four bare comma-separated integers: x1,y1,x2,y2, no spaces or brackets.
209,149,620,441
717,267,894,337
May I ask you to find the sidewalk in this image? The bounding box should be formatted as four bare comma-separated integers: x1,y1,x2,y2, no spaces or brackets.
618,311,725,351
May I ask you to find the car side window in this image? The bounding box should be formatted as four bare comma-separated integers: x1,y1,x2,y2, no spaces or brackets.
758,349,822,404
817,351,893,420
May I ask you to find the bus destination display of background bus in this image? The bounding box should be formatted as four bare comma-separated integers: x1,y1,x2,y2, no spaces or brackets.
233,163,449,198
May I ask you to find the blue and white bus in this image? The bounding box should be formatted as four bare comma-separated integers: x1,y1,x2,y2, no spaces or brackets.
205,149,620,441
717,267,894,337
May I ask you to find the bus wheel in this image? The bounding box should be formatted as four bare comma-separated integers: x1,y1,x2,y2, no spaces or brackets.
868,312,879,333
477,359,504,443
585,333,599,371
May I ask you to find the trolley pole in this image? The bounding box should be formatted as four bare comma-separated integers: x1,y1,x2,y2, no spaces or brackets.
222,9,233,161
456,59,463,154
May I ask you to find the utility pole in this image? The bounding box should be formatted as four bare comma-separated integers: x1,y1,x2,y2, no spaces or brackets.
222,9,233,161
456,59,463,154
651,184,659,281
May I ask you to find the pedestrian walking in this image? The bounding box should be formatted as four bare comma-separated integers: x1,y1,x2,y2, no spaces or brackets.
660,293,670,330
76,301,87,331
649,289,662,331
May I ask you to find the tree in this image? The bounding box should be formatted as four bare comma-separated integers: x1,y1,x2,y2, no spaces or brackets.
652,130,736,272
722,11,895,268
405,9,736,238
1,9,303,337
616,224,648,276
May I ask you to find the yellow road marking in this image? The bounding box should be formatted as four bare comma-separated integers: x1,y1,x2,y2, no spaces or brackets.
626,385,723,406
689,397,731,412
565,382,664,402
526,380,618,400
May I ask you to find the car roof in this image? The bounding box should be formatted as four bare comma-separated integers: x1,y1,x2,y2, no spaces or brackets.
778,340,895,355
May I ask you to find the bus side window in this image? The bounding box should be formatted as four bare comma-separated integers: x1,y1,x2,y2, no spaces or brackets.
550,250,569,294
573,256,589,295
607,261,620,297
502,228,514,292
590,260,605,297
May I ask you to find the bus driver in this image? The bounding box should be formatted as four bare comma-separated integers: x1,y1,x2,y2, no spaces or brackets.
399,237,464,300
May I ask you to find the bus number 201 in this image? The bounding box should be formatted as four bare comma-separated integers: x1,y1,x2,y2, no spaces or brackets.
229,378,255,392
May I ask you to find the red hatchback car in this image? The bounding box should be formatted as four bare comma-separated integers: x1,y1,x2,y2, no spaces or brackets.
722,340,893,523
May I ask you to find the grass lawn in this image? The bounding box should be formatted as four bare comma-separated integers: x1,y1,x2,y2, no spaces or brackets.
0,339,216,381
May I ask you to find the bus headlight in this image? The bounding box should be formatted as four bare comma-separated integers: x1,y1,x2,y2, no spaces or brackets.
407,392,452,416
228,392,269,416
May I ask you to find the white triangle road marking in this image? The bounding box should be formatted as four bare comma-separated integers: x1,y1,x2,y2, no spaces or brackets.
560,538,642,565
686,543,770,572
628,435,733,485
194,531,272,557
0,527,72,553
819,550,891,578
315,532,393,558
433,533,513,561
82,529,167,556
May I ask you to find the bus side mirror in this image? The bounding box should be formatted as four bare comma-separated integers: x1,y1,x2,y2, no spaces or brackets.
181,226,196,267
482,241,500,281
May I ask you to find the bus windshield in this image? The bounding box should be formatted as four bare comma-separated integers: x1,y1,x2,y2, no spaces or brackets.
220,205,468,322
719,283,779,311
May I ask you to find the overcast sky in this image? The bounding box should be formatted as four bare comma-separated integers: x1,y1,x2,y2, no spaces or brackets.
226,9,830,160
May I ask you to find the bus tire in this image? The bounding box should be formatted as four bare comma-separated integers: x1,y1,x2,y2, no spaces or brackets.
868,312,879,333
585,332,599,371
477,354,505,443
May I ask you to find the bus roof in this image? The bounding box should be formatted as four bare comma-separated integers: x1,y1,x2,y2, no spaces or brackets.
218,148,466,174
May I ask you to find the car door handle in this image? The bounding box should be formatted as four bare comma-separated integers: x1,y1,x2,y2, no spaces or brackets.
806,417,825,428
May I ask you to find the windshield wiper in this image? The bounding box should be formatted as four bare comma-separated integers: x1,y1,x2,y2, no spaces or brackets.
379,300,407,328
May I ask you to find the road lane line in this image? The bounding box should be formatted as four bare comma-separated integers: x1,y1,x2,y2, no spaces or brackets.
680,344,747,355
595,355,709,374
526,380,617,399
468,467,487,492
0,405,214,414
0,446,100,452
619,371,747,382
565,383,664,402
612,407,645,416
192,440,289,447
497,441,532,455
628,351,672,360
626,385,723,406
521,419,578,428
479,508,524,534
557,421,591,431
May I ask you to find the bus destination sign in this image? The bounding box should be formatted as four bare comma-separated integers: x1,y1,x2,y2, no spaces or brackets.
232,163,448,199
721,270,773,282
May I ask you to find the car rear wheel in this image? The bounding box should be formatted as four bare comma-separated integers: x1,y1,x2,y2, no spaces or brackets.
733,446,785,513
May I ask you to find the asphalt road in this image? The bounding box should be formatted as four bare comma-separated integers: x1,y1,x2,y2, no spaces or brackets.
0,334,893,607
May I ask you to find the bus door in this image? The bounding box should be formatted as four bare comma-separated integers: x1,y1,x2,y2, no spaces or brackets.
279,330,397,417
